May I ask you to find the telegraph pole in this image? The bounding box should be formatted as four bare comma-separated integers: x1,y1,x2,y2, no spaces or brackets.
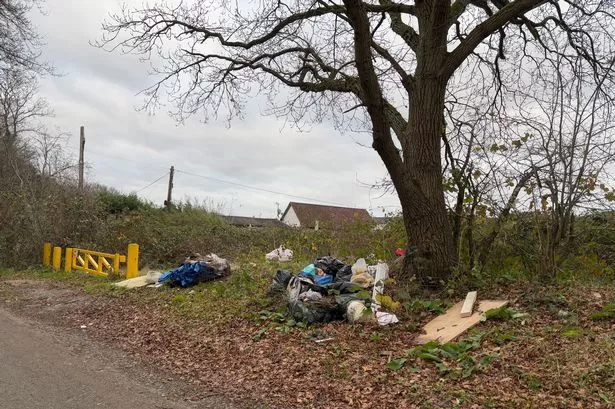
165,165,174,210
78,126,85,190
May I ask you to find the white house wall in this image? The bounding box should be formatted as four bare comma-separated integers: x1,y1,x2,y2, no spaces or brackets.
282,206,301,227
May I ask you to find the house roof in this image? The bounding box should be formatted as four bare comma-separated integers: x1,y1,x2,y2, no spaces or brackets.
282,201,371,228
220,215,284,228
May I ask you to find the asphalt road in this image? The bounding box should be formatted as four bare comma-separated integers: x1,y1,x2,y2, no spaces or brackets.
0,308,227,409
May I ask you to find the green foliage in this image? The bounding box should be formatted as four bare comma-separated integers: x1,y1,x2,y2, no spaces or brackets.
561,327,585,338
370,331,384,342
385,358,407,371
590,304,615,321
485,307,517,321
251,328,268,341
490,329,517,345
375,294,401,311
526,375,543,390
98,189,150,215
171,293,187,305
389,332,495,378
405,299,450,315
599,392,611,404
257,309,306,335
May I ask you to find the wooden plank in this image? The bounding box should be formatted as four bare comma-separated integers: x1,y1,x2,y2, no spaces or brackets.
460,291,478,318
416,300,508,345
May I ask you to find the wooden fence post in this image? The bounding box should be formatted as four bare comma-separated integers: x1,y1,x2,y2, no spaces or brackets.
52,247,62,271
126,243,139,279
43,242,52,266
64,248,73,273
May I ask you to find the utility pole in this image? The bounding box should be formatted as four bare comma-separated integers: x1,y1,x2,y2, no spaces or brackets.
78,126,85,190
165,165,174,210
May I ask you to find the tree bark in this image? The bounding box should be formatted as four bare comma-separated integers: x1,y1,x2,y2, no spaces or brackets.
399,76,457,286
345,0,457,287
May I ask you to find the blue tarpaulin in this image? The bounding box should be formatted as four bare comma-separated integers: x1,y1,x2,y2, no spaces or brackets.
159,261,219,288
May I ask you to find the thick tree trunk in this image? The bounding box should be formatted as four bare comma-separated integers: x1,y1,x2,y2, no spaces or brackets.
345,0,456,287
399,76,457,287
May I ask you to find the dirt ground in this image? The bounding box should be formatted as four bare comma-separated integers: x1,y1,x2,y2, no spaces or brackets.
0,279,253,409
1,276,614,409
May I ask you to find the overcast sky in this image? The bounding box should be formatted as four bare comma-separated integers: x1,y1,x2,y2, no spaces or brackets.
29,0,401,218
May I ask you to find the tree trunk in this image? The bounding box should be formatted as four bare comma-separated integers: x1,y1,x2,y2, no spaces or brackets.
478,170,534,267
399,76,457,287
467,205,476,271
345,0,456,287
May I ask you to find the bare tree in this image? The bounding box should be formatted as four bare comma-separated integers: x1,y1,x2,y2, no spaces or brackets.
99,0,615,286
0,0,48,72
508,52,615,278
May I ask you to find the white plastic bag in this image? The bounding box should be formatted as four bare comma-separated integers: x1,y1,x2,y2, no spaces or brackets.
265,246,293,262
371,262,390,312
350,258,373,287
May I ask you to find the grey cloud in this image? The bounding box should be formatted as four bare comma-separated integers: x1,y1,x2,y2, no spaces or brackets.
30,0,401,217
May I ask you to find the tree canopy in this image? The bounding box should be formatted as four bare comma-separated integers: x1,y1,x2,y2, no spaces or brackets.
101,0,615,286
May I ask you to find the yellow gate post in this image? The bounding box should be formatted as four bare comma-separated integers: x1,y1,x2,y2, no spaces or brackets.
113,254,121,274
64,248,73,273
43,242,51,266
52,247,62,271
126,243,139,279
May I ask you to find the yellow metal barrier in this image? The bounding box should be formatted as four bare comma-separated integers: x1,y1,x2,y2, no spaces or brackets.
43,242,51,266
126,243,139,279
64,248,73,273
71,248,126,278
52,247,62,271
43,242,138,279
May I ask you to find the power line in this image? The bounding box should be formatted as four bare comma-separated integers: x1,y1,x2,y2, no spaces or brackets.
135,172,169,193
175,169,352,207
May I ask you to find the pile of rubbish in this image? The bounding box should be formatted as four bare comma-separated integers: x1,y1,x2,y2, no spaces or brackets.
268,256,398,325
114,253,231,289
159,253,231,288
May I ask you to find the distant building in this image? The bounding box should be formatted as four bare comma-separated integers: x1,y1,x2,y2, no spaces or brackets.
280,201,371,229
220,215,284,228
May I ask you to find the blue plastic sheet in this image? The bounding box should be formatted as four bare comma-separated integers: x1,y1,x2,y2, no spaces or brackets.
159,261,219,288
314,274,333,285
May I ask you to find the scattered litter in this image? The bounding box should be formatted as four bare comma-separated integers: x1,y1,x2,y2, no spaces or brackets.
80,325,87,329
416,299,509,344
265,246,293,262
159,253,231,288
268,256,392,325
592,292,602,300
202,253,231,276
113,275,151,289
114,255,227,290
145,270,162,284
300,264,333,285
314,337,335,343
347,300,370,324
395,248,405,257
460,291,478,318
370,262,389,312
160,262,217,288
376,311,399,326
299,290,323,302
350,258,374,288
